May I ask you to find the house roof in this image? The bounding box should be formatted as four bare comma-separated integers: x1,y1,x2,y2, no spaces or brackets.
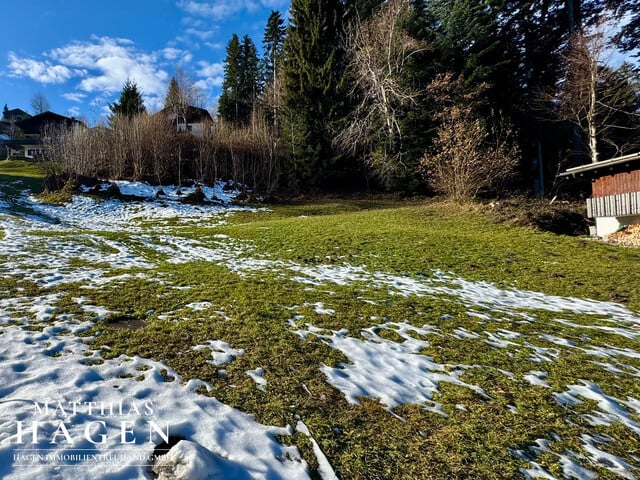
559,152,640,178
1,108,30,121
160,106,213,124
16,111,83,135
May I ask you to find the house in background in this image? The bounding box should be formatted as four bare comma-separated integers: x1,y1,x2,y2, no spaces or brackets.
561,152,640,238
0,108,31,136
16,111,83,138
160,106,213,137
1,111,84,160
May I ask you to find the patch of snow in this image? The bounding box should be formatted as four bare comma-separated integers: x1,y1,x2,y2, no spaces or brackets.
295,421,338,480
246,368,267,391
185,302,212,312
296,322,486,414
192,340,245,367
0,304,309,480
153,439,254,480
308,302,335,315
554,381,640,436
523,371,550,388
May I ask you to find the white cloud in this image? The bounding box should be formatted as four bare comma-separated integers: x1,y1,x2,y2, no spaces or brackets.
67,106,81,117
61,92,87,102
6,34,223,115
186,28,215,41
7,52,77,84
162,48,193,63
204,42,225,50
176,0,288,20
196,60,223,78
47,37,169,98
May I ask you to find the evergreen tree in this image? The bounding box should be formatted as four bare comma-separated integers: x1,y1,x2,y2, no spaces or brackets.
608,0,640,54
344,0,385,22
262,11,287,86
262,11,287,130
219,34,242,123
164,77,183,111
239,35,261,118
282,0,346,189
2,104,8,119
109,80,146,119
219,34,261,125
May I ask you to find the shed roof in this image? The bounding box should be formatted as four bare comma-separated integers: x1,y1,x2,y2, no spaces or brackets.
559,152,640,178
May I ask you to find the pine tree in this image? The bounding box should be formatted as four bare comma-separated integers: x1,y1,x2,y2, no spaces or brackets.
218,34,242,123
262,11,287,86
262,11,287,130
109,80,146,119
164,77,184,112
219,34,261,125
282,0,346,189
2,104,8,119
239,35,261,119
607,0,640,54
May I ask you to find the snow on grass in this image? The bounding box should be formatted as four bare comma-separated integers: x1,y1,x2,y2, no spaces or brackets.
192,340,245,367
0,299,309,480
4,180,640,478
294,321,486,415
185,302,213,311
523,371,550,388
308,302,335,315
246,368,267,391
83,180,240,205
553,381,640,436
295,421,339,480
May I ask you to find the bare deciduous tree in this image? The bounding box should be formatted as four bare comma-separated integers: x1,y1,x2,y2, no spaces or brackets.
30,92,51,115
555,24,640,163
335,0,424,183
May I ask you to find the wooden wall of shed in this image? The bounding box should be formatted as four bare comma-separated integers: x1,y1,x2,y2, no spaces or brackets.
592,169,640,197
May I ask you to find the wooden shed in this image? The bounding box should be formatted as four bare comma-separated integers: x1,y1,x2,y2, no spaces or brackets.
561,152,640,238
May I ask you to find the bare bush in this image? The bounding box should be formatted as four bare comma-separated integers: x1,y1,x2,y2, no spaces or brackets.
46,109,281,193
421,74,520,200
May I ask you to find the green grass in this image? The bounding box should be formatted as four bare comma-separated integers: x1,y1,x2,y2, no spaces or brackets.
3,191,640,479
0,159,46,178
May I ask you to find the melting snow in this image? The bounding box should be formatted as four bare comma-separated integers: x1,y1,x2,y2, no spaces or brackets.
294,321,486,415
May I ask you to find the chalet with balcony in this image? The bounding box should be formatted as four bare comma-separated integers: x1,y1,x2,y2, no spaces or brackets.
561,152,640,238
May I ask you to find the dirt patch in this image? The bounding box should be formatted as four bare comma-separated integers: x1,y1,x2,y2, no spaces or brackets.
484,198,590,236
103,313,146,330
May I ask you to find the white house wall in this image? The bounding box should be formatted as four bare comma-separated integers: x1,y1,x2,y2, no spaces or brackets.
595,215,640,238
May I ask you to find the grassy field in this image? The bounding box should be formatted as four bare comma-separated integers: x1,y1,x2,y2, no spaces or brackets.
2,177,640,479
0,159,46,178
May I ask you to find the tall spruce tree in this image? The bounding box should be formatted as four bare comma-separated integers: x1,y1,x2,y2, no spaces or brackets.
282,0,346,189
219,34,260,125
109,79,146,119
164,77,183,111
239,35,261,119
262,11,287,130
218,34,242,123
263,11,287,86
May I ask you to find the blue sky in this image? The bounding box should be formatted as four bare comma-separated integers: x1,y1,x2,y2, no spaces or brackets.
1,0,290,124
